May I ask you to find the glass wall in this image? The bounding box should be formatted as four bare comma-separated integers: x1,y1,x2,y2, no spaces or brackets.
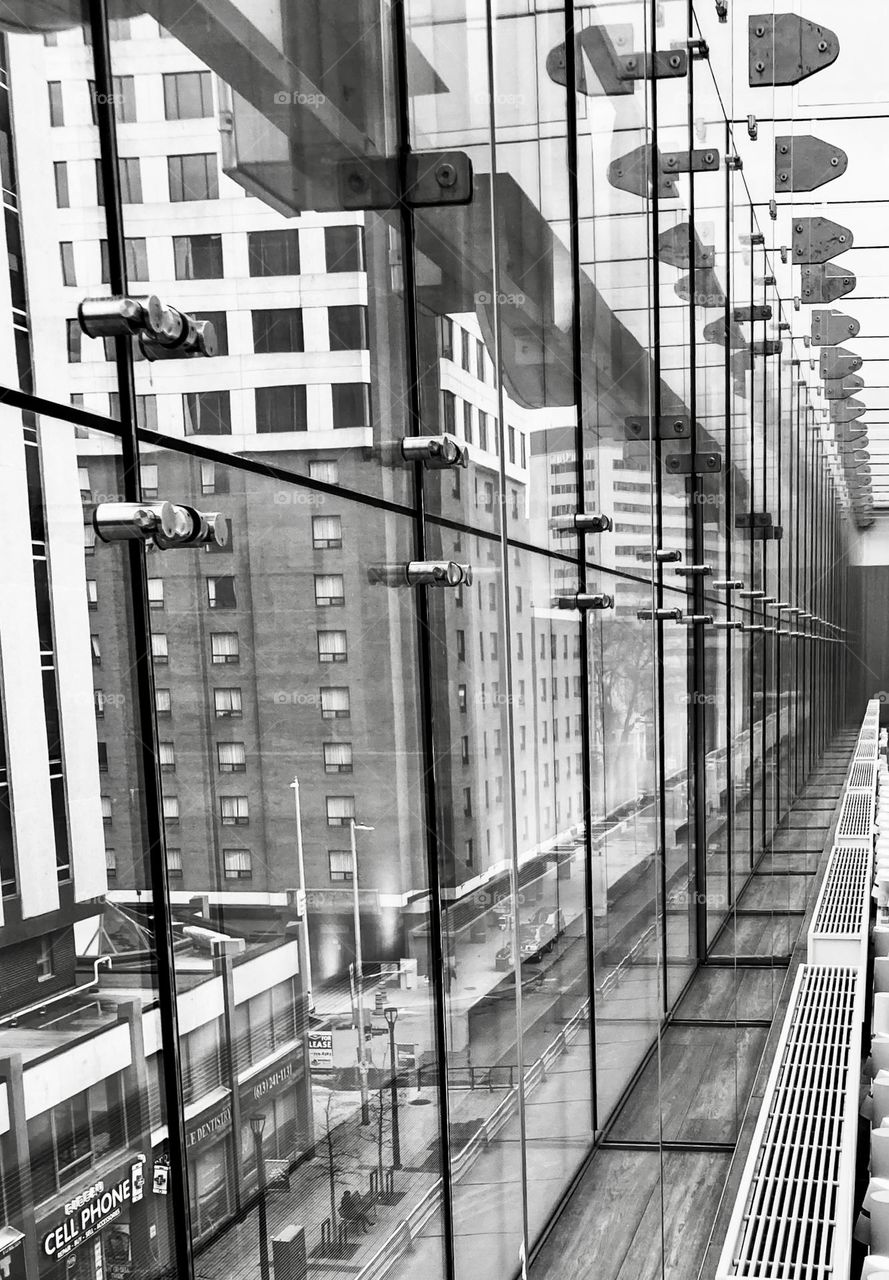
0,3,856,1280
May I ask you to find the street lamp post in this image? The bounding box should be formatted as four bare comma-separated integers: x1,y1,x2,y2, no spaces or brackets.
249,1114,270,1280
350,819,374,1125
383,1006,401,1169
289,776,314,1012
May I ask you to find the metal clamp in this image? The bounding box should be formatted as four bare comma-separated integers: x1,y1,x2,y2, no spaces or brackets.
674,564,712,577
638,608,683,622
712,580,745,591
677,615,713,626
405,561,473,588
574,513,613,534
401,435,468,470
738,589,766,599
655,548,683,563
714,619,743,630
79,295,217,360
558,593,615,612
741,624,764,633
94,501,228,550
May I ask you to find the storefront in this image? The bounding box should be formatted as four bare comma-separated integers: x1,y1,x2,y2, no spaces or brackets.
36,1156,148,1280
238,1045,308,1184
183,1097,234,1243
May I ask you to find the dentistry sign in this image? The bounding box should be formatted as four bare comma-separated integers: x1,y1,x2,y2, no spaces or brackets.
41,1158,145,1261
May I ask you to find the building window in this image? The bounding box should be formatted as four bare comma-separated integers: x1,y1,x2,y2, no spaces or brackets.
217,742,246,773
89,76,136,123
155,688,171,717
324,224,364,272
100,237,148,283
441,390,455,434
166,847,182,879
60,242,76,286
314,574,344,607
252,308,304,353
323,743,352,774
97,742,108,773
140,464,159,498
255,385,307,432
223,849,252,880
91,635,101,666
151,633,168,663
328,305,368,351
101,796,112,824
66,319,81,363
456,630,465,661
211,632,239,664
320,687,349,719
214,688,242,718
462,402,473,444
196,311,228,355
36,936,56,981
460,329,471,372
54,161,69,208
168,153,218,201
463,787,472,817
184,390,231,435
96,157,142,204
220,796,249,825
207,576,237,609
163,796,179,826
173,234,223,279
438,316,453,360
457,684,467,712
201,461,228,495
86,580,98,610
105,847,116,879
163,70,213,119
147,578,164,609
478,412,489,451
109,393,158,430
326,796,355,827
48,81,64,126
317,630,347,663
328,851,352,882
476,340,486,382
310,460,338,485
158,742,175,772
247,228,300,276
94,690,105,718
312,515,342,549
332,383,370,430
465,839,474,867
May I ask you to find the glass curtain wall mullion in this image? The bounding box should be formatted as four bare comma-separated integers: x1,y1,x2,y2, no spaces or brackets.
389,4,456,1277
87,5,196,1278
561,0,600,1140
723,121,735,912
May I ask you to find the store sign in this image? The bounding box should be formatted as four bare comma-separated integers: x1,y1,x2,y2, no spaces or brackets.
41,1160,145,1261
0,1226,25,1280
241,1047,304,1106
308,1032,333,1070
185,1099,232,1150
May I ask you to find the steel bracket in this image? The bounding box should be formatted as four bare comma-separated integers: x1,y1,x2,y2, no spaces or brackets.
830,399,866,423
820,347,862,379
752,339,783,356
608,145,678,198
811,310,860,346
791,217,853,265
800,263,856,304
625,415,691,441
661,149,721,175
657,223,715,270
703,317,746,348
749,14,839,87
823,374,864,400
338,151,472,210
546,27,687,95
733,304,772,322
665,451,722,475
775,135,847,191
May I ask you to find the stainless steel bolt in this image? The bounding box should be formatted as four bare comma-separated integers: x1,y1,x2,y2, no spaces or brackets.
436,163,457,188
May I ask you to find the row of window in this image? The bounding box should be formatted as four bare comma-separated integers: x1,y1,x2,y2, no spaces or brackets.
440,391,528,467
49,71,215,127
438,316,490,384
105,846,254,881
103,793,358,828
68,305,368,357
101,731,353,775
73,381,371,435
